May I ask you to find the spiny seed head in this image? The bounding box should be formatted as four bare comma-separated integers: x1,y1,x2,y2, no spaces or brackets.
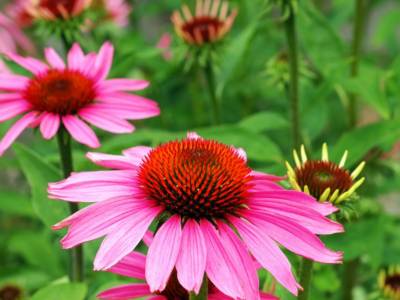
138,138,252,221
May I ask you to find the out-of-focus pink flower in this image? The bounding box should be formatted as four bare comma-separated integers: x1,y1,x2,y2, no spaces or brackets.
0,42,160,155
0,60,9,74
4,0,33,28
27,0,91,21
98,249,278,300
49,132,343,298
101,0,131,27
157,33,173,61
0,11,34,54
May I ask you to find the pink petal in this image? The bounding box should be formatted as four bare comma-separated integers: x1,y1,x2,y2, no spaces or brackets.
98,284,151,300
186,132,202,140
78,108,134,133
86,152,138,170
93,42,114,81
0,93,22,102
97,92,159,110
67,43,85,71
232,216,300,296
87,102,160,120
176,219,207,293
62,115,100,148
0,112,37,156
6,52,48,75
0,74,29,91
122,146,152,165
200,220,245,299
108,251,146,279
251,170,285,182
143,230,154,247
39,112,60,139
94,205,161,270
247,211,343,264
48,170,137,202
44,48,65,69
98,79,149,92
0,100,31,122
146,215,182,292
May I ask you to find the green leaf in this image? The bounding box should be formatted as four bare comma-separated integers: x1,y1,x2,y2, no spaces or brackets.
31,282,87,300
13,143,68,227
0,190,35,217
331,119,400,166
238,111,289,133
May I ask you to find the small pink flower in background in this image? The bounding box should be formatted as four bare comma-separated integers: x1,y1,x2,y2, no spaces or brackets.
97,249,278,300
0,60,10,74
4,0,33,28
0,11,34,54
49,133,343,298
101,0,131,27
0,42,159,155
157,33,173,61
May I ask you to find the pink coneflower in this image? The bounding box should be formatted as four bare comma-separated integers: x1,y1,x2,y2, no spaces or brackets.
98,249,278,300
101,0,131,27
49,133,343,298
157,33,173,61
0,42,159,155
27,0,92,21
4,0,33,28
0,11,34,54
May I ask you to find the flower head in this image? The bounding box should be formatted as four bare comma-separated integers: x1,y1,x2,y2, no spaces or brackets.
379,266,400,300
49,133,343,298
97,248,278,300
286,144,365,204
0,11,34,54
101,0,131,27
27,0,91,21
171,0,237,46
0,42,159,155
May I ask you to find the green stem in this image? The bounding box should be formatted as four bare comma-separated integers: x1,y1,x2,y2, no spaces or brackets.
189,277,208,300
57,127,84,282
348,0,366,128
297,259,314,300
341,258,360,300
283,2,301,148
203,58,221,125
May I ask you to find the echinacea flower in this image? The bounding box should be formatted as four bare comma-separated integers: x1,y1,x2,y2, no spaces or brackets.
49,133,343,298
379,266,400,300
0,11,34,54
100,0,131,27
286,144,365,204
97,247,278,300
0,42,159,155
4,0,33,28
27,0,91,21
171,0,237,46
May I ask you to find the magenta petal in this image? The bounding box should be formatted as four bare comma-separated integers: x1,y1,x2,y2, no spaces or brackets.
98,283,151,300
86,152,138,170
6,52,48,75
108,251,146,279
0,112,37,156
79,108,134,133
146,215,182,293
39,113,60,139
0,100,31,122
94,205,161,270
67,43,85,70
122,146,152,165
99,79,149,92
44,48,65,69
232,216,300,296
62,115,100,148
200,220,245,299
93,42,114,81
0,74,29,91
176,219,207,294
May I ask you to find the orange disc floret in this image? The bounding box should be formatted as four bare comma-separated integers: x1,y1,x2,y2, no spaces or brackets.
138,138,252,220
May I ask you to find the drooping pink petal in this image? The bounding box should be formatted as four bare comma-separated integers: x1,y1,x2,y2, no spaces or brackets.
78,108,134,133
97,92,159,110
93,42,114,81
87,102,160,120
0,73,29,91
62,115,100,148
0,93,22,102
231,216,300,296
251,170,285,182
44,48,65,69
5,52,48,75
108,251,146,279
122,146,152,165
39,112,60,139
0,100,31,122
200,220,245,299
0,112,37,155
176,219,207,294
94,205,161,270
249,199,343,234
248,211,343,264
217,222,260,300
86,152,138,170
98,79,149,92
146,215,182,292
98,284,152,300
67,43,85,71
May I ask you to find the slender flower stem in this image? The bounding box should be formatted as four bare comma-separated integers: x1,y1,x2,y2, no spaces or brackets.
348,0,366,128
203,58,221,125
189,277,208,300
57,127,84,282
342,258,359,300
297,259,314,300
283,1,301,148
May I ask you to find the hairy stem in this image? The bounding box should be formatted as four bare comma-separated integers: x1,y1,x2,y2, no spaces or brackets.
203,59,221,125
284,1,301,148
297,259,314,300
57,127,84,282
